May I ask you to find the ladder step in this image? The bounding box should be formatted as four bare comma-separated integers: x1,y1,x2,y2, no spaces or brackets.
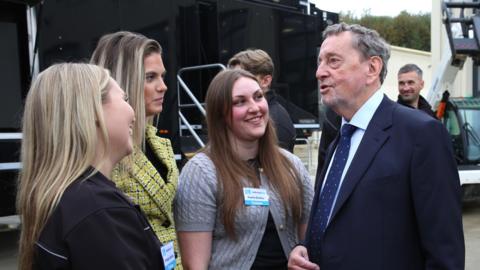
179,103,206,108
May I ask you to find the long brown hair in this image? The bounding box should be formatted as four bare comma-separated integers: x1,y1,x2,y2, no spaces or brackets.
17,63,110,270
204,69,304,238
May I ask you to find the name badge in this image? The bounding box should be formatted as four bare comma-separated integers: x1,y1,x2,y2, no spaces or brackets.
243,187,269,206
160,241,176,270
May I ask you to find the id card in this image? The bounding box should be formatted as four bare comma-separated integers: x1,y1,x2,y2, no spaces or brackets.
161,241,176,270
243,187,269,206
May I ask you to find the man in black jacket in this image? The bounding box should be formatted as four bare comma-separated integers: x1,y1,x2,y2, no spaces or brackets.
228,49,296,152
397,63,436,118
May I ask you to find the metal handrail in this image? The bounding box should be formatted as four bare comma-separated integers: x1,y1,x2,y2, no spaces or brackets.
0,133,22,171
179,103,206,109
179,112,205,148
0,162,21,171
294,123,320,129
177,75,206,116
178,63,226,76
0,215,21,231
0,133,22,140
296,138,312,171
176,64,226,146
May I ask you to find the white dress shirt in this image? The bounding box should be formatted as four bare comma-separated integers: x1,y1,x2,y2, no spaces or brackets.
322,89,384,225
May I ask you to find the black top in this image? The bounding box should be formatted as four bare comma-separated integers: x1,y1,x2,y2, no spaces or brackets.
250,212,288,270
397,95,437,119
34,169,164,270
146,140,169,180
266,90,296,153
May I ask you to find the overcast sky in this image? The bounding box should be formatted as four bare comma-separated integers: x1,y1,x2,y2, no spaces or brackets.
311,0,432,17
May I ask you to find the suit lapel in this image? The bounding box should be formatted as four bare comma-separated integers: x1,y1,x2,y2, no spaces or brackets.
329,96,394,223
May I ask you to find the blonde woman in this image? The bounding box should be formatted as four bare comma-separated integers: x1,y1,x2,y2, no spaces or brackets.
17,63,165,270
174,69,314,269
91,31,180,267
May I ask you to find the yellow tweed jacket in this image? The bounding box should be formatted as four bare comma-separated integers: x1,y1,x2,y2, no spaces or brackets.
113,125,181,269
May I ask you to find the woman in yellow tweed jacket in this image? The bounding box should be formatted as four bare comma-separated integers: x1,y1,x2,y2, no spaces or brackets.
91,31,181,269
114,125,179,259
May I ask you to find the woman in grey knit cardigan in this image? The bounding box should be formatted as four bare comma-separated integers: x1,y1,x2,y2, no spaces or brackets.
174,69,314,270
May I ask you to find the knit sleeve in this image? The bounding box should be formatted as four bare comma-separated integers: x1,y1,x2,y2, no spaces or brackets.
299,161,314,224
283,149,314,224
174,153,218,232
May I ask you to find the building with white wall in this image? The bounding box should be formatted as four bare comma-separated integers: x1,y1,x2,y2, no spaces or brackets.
383,46,432,100
383,0,477,104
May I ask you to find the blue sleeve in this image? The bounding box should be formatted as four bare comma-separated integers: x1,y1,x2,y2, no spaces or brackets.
411,119,465,270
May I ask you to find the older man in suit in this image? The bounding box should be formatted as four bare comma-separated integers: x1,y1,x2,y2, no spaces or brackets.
288,23,464,270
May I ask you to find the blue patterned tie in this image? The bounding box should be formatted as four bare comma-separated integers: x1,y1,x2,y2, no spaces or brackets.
308,124,356,258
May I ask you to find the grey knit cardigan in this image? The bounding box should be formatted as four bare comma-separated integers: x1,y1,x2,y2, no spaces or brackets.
174,150,314,269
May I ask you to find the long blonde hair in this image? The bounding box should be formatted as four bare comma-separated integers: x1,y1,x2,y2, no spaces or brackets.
17,63,110,270
204,69,304,238
90,31,162,147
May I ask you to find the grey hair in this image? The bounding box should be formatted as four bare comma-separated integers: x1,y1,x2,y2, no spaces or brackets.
323,22,391,84
398,63,423,79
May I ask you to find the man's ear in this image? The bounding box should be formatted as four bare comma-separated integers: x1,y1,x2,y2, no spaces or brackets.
420,79,425,91
259,75,272,90
367,56,383,84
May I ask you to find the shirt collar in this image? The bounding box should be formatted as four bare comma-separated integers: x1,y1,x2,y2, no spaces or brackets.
342,88,384,130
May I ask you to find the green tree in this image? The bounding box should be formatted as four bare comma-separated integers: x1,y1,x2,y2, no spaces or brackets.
341,11,431,52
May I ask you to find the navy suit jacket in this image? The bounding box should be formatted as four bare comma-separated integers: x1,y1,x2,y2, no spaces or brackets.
305,96,465,270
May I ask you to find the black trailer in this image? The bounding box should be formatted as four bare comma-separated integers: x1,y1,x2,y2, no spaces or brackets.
0,0,338,217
